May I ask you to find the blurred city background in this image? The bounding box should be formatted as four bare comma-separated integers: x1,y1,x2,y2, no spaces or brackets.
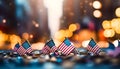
0,0,120,50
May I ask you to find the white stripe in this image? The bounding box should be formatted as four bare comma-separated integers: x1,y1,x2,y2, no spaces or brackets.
65,46,75,55
17,46,26,55
92,45,100,54
59,43,75,55
64,45,75,55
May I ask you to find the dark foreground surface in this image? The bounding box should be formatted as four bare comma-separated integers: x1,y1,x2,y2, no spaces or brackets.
0,50,120,69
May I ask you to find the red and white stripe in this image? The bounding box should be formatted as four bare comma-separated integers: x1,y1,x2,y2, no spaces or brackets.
17,46,26,55
87,45,100,54
51,46,58,53
26,47,33,53
42,46,51,54
58,43,75,55
14,47,18,52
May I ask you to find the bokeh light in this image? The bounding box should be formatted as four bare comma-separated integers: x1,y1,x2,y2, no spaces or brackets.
82,40,90,48
111,18,120,30
97,41,109,48
115,7,120,17
54,30,65,42
93,10,102,18
102,20,111,29
35,24,39,28
78,29,96,42
22,32,29,40
0,31,7,47
113,40,119,47
69,24,77,32
30,34,33,39
2,19,6,23
115,27,120,34
103,29,115,37
10,34,21,49
65,29,73,38
93,1,102,9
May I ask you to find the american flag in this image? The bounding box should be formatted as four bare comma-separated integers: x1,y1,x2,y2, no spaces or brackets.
87,38,101,54
42,39,58,54
58,38,75,55
17,40,33,55
22,40,33,53
13,43,20,52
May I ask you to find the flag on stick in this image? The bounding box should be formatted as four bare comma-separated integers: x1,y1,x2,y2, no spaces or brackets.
13,43,20,52
87,38,101,54
42,39,58,54
58,38,75,55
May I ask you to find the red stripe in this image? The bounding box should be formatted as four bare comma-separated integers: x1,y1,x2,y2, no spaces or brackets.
51,46,57,52
42,46,51,54
63,45,74,55
65,45,75,55
26,48,33,53
87,45,92,51
59,44,68,54
87,45,101,54
92,45,100,54
17,46,26,55
58,43,65,51
58,43,75,55
42,47,49,54
14,47,18,51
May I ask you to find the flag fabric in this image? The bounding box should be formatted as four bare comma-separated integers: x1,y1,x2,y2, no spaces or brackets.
22,40,33,53
42,39,58,54
87,38,101,54
13,43,20,52
58,38,75,55
17,40,33,55
17,46,27,55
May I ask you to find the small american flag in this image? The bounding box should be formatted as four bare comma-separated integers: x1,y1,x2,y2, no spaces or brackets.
87,38,101,54
22,40,33,53
58,38,75,55
17,46,26,55
17,40,33,55
42,39,58,54
13,43,20,52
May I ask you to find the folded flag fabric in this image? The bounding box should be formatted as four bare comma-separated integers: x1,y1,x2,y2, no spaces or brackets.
17,40,33,55
13,43,20,52
87,38,101,55
58,38,75,55
42,39,58,54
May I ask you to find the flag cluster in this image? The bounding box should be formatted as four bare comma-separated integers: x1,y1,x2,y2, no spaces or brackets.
42,38,75,55
58,38,75,55
14,38,120,56
13,41,33,55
